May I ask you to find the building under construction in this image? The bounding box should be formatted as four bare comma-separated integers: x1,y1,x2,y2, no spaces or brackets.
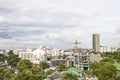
67,40,90,71
73,48,90,70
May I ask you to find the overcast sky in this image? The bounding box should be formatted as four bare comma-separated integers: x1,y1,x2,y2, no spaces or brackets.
0,0,120,49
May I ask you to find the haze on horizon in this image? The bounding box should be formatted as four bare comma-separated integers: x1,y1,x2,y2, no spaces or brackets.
0,0,120,49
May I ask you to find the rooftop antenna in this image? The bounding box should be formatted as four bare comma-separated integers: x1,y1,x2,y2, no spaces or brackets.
39,40,44,48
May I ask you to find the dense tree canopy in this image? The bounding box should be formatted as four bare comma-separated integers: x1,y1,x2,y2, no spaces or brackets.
7,54,20,67
100,57,115,64
17,59,33,71
16,60,44,80
0,54,7,62
89,61,116,80
40,62,49,69
58,62,66,71
0,50,21,67
0,66,4,80
100,52,120,63
63,73,77,80
0,51,49,80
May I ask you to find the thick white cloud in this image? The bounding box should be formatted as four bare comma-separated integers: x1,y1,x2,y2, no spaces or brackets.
0,0,120,49
0,16,5,23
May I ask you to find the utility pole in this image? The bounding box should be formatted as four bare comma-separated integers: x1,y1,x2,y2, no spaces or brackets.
38,59,43,80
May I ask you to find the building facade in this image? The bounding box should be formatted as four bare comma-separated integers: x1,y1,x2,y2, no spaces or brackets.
18,47,47,64
73,49,90,70
89,54,102,62
100,46,118,52
92,33,100,52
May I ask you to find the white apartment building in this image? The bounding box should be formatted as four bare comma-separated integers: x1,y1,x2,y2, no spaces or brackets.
46,48,61,57
18,47,47,64
33,47,47,61
18,46,62,64
100,46,111,52
51,48,60,56
19,51,34,60
100,46,118,52
13,49,22,55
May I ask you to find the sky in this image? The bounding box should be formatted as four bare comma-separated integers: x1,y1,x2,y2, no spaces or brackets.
0,0,120,49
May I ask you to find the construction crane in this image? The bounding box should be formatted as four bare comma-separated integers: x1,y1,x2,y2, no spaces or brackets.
67,40,81,52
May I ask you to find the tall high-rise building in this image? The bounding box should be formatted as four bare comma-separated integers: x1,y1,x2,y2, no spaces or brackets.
92,33,100,52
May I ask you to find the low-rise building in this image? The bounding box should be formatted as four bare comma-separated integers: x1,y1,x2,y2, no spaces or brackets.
89,54,102,62
46,73,65,80
18,46,47,64
13,49,22,55
46,48,61,59
100,46,118,52
50,59,66,67
0,49,7,55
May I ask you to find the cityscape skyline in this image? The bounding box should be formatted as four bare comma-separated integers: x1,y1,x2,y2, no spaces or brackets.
0,0,120,49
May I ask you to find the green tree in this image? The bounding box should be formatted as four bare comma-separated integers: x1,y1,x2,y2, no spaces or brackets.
40,62,49,69
63,54,67,59
4,70,15,80
31,64,41,74
15,69,33,80
58,55,62,59
45,70,52,75
63,73,77,80
16,64,43,80
90,61,99,70
90,62,116,80
0,66,4,80
8,50,14,55
100,57,115,64
0,54,7,62
17,59,33,71
15,60,47,80
29,75,43,80
6,54,20,67
58,62,66,71
100,52,120,63
15,68,44,80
